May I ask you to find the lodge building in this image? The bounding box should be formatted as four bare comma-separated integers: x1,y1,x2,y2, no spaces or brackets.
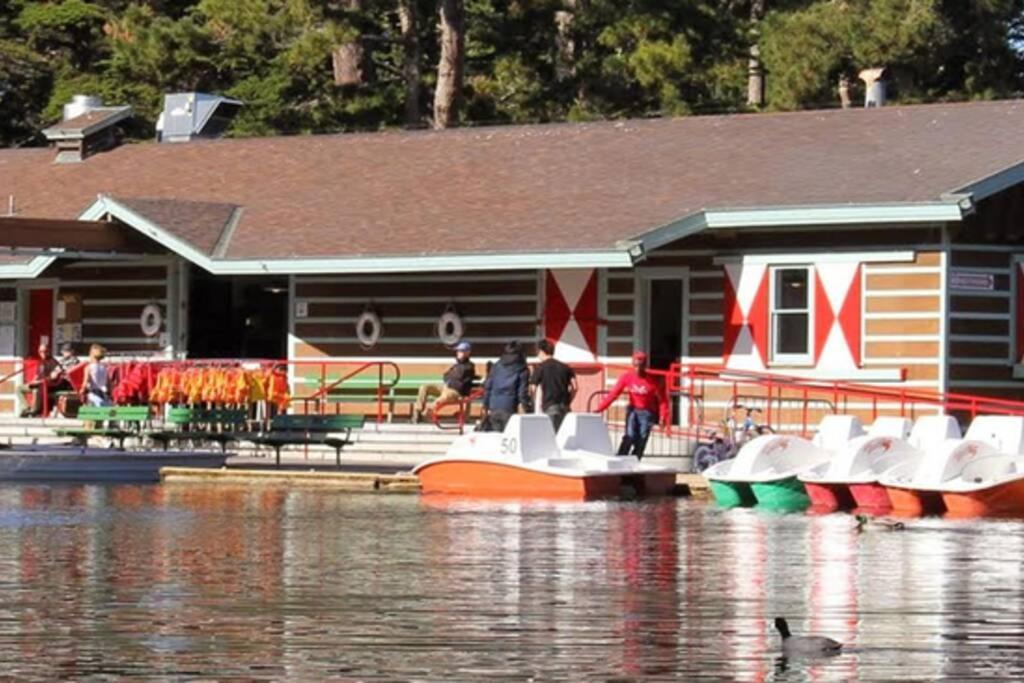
2,99,1024,422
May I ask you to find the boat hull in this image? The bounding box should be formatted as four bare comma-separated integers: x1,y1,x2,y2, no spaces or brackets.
886,486,944,516
416,460,672,501
751,477,811,511
849,482,893,513
942,479,1024,518
708,479,755,508
804,482,856,513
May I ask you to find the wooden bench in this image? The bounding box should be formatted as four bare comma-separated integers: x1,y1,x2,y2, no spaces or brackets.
247,414,366,467
55,405,152,449
148,407,249,452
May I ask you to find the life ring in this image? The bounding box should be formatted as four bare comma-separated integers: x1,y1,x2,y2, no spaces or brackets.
437,309,464,347
140,304,162,337
356,310,382,349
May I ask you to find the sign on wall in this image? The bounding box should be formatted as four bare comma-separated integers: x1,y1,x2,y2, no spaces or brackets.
950,270,995,292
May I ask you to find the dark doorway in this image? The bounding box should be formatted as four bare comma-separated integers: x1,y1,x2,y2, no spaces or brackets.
647,278,684,425
187,269,288,359
647,279,683,371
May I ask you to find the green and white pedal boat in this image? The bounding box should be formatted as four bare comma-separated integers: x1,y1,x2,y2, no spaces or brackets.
703,416,864,512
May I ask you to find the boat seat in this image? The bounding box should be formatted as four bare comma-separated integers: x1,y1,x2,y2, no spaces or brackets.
501,415,559,463
964,416,1024,455
867,417,912,440
556,413,614,455
812,415,865,452
909,415,961,452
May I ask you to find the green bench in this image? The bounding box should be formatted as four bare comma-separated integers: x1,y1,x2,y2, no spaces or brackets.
55,405,152,449
323,376,476,421
247,414,366,467
148,407,249,452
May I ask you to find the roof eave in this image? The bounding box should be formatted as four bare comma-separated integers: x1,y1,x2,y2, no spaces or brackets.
0,255,57,280
637,201,966,253
85,195,635,274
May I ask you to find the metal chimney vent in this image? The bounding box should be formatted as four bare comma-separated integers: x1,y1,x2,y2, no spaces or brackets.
859,68,888,108
156,93,243,143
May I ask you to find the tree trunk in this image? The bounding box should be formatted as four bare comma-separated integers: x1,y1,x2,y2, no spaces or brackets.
332,0,366,86
433,0,465,129
746,0,766,107
398,0,421,127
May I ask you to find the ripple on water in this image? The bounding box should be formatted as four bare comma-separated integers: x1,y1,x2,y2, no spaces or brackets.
0,483,1020,680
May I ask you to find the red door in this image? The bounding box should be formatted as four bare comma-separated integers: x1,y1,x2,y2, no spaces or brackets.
27,289,54,356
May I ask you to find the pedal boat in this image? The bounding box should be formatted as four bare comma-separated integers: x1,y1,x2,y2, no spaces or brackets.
413,414,678,500
880,416,1024,518
799,416,960,513
703,416,864,511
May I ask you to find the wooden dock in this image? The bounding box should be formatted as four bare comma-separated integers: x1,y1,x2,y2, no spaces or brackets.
160,467,420,492
162,466,709,497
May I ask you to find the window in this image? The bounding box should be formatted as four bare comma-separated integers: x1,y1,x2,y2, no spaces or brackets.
770,266,812,363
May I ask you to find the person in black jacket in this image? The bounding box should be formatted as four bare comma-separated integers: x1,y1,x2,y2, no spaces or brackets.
481,340,531,433
413,341,476,422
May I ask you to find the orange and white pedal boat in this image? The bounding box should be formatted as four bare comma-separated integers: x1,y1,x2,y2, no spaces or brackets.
880,416,1024,517
413,413,678,500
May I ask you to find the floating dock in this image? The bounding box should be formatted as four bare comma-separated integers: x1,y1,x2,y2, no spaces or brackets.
161,466,708,496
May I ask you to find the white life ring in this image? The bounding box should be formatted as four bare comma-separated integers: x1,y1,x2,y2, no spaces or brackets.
437,310,464,347
356,310,382,349
140,304,162,337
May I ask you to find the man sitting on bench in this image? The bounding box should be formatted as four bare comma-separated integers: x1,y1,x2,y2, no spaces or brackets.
412,341,476,423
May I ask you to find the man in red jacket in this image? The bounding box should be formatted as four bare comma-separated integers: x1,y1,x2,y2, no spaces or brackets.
596,351,669,459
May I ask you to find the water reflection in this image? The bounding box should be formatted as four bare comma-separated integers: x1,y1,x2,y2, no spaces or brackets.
0,485,1022,679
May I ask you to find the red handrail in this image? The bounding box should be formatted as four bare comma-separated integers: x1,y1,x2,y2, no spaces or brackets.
299,361,401,423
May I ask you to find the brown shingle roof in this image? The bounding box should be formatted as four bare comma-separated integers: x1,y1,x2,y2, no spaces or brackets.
42,107,132,140
111,197,238,255
4,99,1024,260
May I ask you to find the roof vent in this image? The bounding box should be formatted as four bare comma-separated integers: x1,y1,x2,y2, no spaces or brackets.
156,93,243,143
42,95,133,163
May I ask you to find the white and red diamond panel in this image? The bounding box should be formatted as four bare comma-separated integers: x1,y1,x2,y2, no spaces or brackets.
724,262,862,371
544,269,598,362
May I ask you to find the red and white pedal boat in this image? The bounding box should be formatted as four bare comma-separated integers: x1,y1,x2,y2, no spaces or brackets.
413,414,678,500
799,416,960,513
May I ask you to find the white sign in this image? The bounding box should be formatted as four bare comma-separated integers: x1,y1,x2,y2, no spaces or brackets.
295,301,309,318
950,270,994,291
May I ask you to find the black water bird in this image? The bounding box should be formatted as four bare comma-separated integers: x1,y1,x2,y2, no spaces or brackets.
774,618,843,656
855,514,905,532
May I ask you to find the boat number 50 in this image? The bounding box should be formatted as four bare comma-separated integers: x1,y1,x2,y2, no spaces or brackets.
500,437,518,454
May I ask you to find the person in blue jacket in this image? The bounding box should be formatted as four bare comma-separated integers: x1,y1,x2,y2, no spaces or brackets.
481,340,532,433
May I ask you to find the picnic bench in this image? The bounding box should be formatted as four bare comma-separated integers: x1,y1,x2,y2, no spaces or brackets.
147,407,249,452
246,414,366,467
55,405,151,449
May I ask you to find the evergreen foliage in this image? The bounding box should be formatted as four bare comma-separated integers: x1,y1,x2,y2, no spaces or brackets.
0,0,1021,146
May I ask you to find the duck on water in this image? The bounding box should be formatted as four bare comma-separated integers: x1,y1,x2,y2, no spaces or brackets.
774,618,843,657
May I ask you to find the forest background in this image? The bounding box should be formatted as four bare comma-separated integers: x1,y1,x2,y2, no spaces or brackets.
1,0,1022,146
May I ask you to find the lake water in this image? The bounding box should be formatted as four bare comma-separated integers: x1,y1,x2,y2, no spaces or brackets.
0,484,1021,680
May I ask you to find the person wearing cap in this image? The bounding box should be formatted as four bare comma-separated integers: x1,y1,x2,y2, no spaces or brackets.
595,350,669,459
413,340,477,423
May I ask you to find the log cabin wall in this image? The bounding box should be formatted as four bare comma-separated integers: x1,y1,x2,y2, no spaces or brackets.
618,226,950,430
289,271,542,399
946,186,1024,400
45,259,176,357
0,285,16,415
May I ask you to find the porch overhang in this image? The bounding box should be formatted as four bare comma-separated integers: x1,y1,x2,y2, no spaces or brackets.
0,216,158,254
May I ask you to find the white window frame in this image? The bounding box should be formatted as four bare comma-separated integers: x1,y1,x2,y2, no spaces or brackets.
769,265,814,366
